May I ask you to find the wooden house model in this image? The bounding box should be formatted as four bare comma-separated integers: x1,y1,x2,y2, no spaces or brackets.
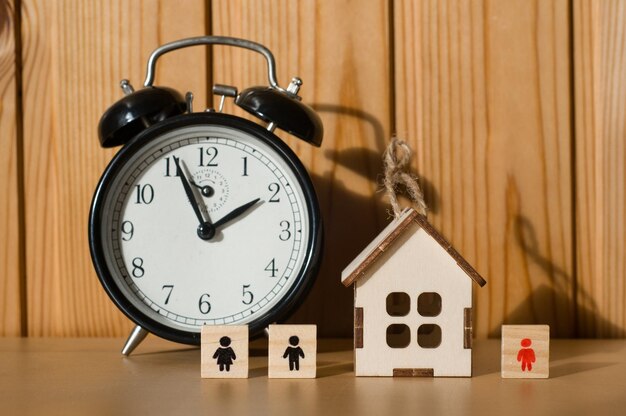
341,207,487,377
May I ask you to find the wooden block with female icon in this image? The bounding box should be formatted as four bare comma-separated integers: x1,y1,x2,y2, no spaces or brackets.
201,325,249,378
268,324,317,378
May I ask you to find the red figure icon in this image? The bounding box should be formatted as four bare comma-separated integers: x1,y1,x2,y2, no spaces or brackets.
517,338,536,371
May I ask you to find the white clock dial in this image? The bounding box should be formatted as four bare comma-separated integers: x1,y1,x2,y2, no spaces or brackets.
98,124,312,333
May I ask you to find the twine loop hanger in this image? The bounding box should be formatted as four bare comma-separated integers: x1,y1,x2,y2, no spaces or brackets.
382,138,427,218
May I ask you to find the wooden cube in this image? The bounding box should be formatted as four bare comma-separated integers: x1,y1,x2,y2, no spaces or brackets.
201,325,248,378
501,325,549,379
268,325,317,378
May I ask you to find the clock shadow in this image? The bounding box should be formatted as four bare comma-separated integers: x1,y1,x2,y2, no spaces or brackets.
126,346,199,357
285,104,439,338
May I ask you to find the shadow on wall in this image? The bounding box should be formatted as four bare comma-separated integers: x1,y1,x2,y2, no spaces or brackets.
286,104,440,337
286,104,389,337
288,104,618,339
490,215,625,338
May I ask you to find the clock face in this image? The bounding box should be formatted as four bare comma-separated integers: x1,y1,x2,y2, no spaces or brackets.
90,114,321,344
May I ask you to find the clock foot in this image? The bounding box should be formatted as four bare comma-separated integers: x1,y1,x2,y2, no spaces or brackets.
121,325,150,356
263,324,275,338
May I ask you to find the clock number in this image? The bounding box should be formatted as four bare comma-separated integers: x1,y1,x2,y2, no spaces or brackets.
121,221,134,241
163,157,181,177
242,157,249,176
134,184,154,204
265,258,278,277
162,285,174,304
268,183,281,202
198,293,211,314
199,146,218,167
131,257,144,278
242,284,254,305
279,220,291,241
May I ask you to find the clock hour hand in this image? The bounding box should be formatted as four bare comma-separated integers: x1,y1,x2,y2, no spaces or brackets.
172,157,215,240
213,198,261,230
189,180,215,198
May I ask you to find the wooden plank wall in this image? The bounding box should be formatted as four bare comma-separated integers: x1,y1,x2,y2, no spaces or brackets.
0,0,624,338
211,0,392,336
0,0,22,336
395,0,574,338
574,0,626,337
20,0,208,336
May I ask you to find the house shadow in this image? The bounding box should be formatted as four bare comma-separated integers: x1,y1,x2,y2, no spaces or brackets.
280,103,622,361
496,215,625,337
483,215,625,377
506,215,626,338
127,345,199,357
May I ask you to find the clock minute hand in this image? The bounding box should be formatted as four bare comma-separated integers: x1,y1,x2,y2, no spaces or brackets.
172,156,210,227
213,198,261,230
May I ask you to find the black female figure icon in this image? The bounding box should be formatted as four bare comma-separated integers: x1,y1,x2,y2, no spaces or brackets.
213,336,237,372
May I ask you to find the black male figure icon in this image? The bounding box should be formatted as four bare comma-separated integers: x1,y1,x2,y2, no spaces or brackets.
268,324,316,378
283,335,305,371
213,336,237,372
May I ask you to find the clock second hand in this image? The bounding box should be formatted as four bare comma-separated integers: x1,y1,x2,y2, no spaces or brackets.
172,156,215,240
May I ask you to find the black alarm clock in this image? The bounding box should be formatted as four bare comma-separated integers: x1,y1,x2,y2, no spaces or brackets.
89,37,323,355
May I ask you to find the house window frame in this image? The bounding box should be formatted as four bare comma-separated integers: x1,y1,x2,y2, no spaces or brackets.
383,291,444,349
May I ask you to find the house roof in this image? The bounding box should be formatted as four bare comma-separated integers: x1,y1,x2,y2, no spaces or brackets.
341,207,487,288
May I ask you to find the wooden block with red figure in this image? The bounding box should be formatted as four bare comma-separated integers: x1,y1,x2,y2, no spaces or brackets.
501,325,550,378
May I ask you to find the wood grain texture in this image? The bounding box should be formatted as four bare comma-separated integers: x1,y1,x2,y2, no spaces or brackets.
0,0,22,336
20,0,208,336
211,0,392,337
2,0,624,340
574,0,626,337
394,0,575,338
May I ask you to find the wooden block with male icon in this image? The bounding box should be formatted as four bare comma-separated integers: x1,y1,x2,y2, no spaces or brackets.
268,324,317,378
501,325,550,379
201,325,249,378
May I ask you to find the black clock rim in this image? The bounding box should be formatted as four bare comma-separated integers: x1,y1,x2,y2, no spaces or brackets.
89,112,323,345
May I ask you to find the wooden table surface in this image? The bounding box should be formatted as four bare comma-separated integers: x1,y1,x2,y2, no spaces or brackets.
1,337,625,415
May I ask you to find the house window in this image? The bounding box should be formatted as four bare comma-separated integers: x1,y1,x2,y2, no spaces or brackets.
386,292,410,316
417,324,442,348
417,292,442,317
386,324,411,348
385,293,442,349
